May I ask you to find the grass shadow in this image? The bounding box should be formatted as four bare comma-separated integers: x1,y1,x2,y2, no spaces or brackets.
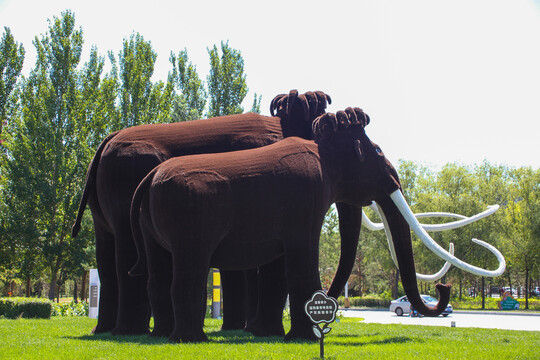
67,329,293,346
329,335,414,347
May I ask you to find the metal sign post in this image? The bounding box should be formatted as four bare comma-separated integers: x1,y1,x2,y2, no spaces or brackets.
304,291,338,359
212,269,221,319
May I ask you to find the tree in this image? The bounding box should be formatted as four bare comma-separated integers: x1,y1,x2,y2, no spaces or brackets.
250,93,262,114
117,33,174,128
502,167,540,309
206,41,248,117
318,207,340,290
0,26,25,292
169,49,206,122
1,10,97,300
0,27,25,136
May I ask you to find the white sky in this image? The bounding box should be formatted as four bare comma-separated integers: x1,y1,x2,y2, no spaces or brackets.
1,0,539,169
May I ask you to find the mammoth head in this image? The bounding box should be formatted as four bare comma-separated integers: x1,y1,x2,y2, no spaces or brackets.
312,107,400,198
270,89,332,140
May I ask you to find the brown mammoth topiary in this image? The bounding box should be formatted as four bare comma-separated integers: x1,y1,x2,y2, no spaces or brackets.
128,106,451,343
71,89,334,337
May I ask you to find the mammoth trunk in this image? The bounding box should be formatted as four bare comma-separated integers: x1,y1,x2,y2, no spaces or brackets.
376,197,450,317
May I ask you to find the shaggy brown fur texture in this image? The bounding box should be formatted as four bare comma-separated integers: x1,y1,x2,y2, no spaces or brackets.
129,108,450,343
71,90,332,336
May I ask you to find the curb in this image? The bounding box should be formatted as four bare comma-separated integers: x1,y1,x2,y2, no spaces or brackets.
341,308,540,316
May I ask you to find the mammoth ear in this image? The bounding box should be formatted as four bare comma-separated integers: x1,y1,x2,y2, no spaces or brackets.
354,139,365,162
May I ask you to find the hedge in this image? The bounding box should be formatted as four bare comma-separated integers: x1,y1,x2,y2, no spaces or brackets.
337,296,391,308
0,297,53,319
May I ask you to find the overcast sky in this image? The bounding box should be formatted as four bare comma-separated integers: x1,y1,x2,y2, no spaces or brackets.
1,0,539,169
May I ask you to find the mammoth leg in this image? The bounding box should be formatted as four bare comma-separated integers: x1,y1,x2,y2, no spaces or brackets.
111,220,151,335
138,193,174,337
244,268,259,323
220,270,249,330
169,255,210,343
245,256,287,337
283,229,322,342
146,239,174,337
92,221,118,334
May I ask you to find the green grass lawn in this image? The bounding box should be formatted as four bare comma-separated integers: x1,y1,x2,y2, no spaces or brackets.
0,317,538,359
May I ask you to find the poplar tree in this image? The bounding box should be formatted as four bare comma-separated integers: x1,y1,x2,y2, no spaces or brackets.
0,27,25,136
206,41,248,117
1,11,96,299
169,49,206,121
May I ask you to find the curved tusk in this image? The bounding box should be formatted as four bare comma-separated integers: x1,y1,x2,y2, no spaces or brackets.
390,190,506,277
416,243,454,281
375,203,454,281
419,205,499,232
414,212,467,220
362,201,498,232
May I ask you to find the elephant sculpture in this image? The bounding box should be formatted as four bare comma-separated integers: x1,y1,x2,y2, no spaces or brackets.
129,107,504,343
71,89,332,335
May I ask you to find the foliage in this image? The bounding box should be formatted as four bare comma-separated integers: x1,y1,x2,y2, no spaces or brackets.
450,296,540,311
0,297,52,318
51,300,88,316
0,27,25,135
169,49,206,121
336,295,391,308
0,317,538,359
206,41,248,117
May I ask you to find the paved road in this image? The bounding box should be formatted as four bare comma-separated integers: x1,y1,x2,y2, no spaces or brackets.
340,309,540,332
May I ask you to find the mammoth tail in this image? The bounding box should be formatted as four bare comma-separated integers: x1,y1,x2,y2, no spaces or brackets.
71,131,120,237
128,170,155,277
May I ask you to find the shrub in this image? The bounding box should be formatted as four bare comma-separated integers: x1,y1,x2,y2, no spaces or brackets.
0,297,53,319
51,301,89,316
337,295,390,308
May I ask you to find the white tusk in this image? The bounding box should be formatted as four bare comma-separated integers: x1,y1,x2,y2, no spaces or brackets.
390,190,506,277
419,205,499,232
375,202,454,282
362,201,499,232
414,212,467,220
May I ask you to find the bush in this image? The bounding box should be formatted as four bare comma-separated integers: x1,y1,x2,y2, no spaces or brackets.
51,301,89,316
451,296,540,311
0,297,53,319
337,295,390,308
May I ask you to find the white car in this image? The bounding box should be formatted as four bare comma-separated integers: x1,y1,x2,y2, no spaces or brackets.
389,295,453,317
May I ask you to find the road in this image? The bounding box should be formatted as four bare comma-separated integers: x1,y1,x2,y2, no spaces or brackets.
340,309,540,332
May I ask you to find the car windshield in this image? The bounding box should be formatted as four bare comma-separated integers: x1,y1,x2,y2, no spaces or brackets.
421,295,437,302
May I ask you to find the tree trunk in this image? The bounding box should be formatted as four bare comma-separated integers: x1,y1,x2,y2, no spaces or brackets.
80,271,88,301
525,267,529,310
73,280,78,303
392,269,399,299
26,276,31,297
48,271,57,301
356,252,364,297
481,277,485,309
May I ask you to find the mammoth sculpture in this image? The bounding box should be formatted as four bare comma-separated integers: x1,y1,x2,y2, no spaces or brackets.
71,90,332,335
129,107,504,343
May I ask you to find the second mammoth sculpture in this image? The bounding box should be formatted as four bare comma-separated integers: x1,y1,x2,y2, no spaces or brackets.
129,107,505,343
